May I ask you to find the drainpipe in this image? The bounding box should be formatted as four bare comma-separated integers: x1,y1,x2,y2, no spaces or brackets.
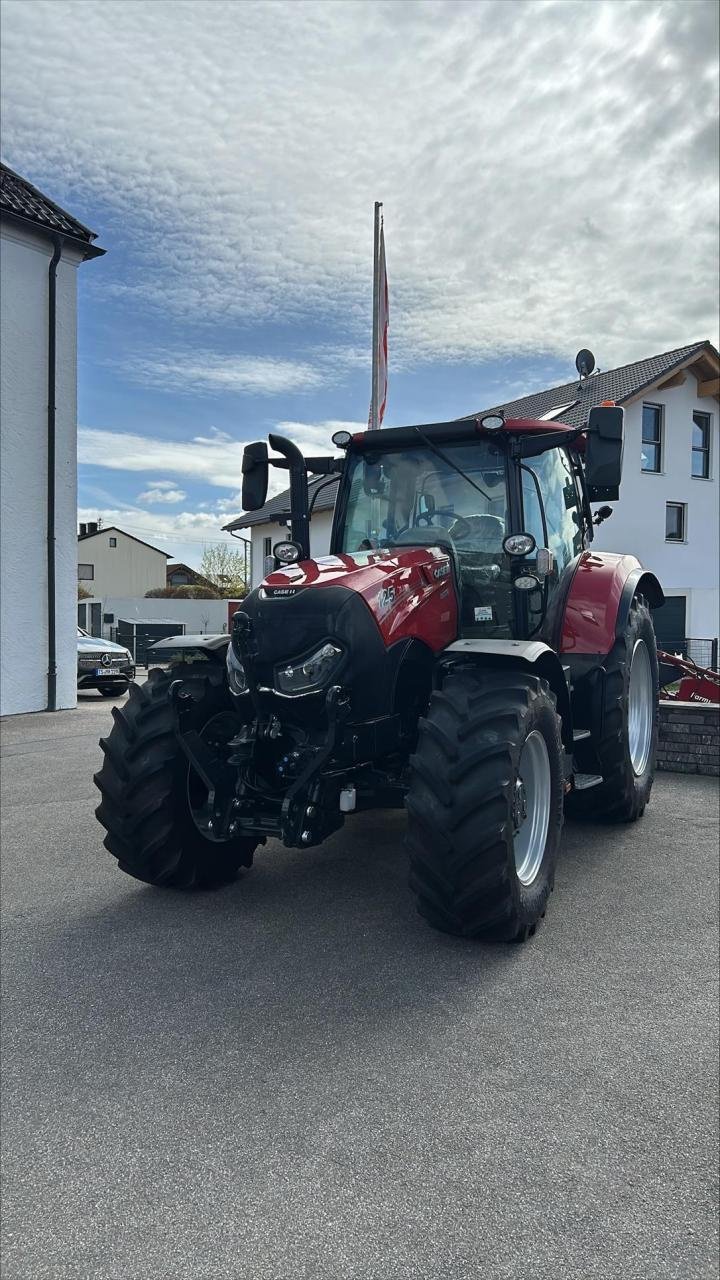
47,234,63,711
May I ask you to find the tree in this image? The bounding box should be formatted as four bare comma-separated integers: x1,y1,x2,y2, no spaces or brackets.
78,583,92,600
199,543,247,597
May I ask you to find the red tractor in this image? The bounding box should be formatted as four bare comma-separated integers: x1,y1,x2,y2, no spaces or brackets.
95,404,663,941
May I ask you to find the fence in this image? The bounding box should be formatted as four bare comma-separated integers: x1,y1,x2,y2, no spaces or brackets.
658,636,718,677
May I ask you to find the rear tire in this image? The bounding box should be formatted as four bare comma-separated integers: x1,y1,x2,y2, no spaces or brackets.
569,596,658,822
406,669,564,941
94,667,256,888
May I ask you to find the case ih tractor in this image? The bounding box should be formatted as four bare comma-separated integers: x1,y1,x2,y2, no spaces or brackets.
95,404,663,941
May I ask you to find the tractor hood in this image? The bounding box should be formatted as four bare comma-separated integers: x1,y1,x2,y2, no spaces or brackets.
233,545,457,722
260,547,457,649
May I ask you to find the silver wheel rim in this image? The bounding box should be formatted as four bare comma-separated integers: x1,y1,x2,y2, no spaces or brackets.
628,639,654,776
513,729,551,886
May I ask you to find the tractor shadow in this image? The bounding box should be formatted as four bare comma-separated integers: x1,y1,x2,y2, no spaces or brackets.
21,809,544,1063
14,801,656,1075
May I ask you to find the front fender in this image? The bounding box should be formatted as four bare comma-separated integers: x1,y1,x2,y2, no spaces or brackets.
560,552,664,657
441,638,573,751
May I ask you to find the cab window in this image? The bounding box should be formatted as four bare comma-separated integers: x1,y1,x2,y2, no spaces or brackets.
522,447,583,579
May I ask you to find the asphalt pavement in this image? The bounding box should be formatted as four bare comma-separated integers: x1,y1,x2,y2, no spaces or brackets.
1,692,718,1280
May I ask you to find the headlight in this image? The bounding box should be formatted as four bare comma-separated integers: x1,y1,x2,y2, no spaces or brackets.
503,533,536,557
273,540,302,565
226,644,248,695
275,642,343,695
124,649,133,662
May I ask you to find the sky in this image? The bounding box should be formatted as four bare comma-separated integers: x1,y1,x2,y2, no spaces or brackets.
2,0,718,567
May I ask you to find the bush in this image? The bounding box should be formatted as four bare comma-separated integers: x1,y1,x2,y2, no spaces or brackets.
144,585,222,599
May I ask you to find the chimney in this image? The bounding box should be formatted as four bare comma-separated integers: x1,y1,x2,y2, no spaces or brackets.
79,523,87,537
87,521,99,535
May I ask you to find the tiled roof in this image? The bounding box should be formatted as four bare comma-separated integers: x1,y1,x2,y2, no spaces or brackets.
472,341,717,428
224,474,340,531
1,162,98,243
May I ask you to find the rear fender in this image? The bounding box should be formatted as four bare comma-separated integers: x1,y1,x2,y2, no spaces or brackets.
560,552,664,657
440,639,573,751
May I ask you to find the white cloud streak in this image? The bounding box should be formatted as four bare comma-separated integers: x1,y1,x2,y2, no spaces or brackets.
126,352,324,395
2,0,717,371
137,486,187,504
79,420,364,489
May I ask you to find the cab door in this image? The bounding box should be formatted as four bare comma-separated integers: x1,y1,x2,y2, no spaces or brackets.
520,446,585,629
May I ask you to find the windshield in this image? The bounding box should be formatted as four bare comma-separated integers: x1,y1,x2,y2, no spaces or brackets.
339,440,513,638
340,440,508,553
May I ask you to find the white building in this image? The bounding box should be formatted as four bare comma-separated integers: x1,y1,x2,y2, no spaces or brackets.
78,524,169,599
0,164,104,716
226,342,719,656
483,341,719,653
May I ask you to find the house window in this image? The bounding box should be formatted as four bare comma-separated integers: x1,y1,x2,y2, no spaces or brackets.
78,563,94,580
263,536,272,558
641,403,663,472
692,412,711,478
109,536,117,547
665,502,687,543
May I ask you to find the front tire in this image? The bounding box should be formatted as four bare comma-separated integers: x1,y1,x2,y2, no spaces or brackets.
406,669,564,941
94,667,256,888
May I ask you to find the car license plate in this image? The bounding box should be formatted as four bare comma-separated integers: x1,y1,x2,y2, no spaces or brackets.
96,667,116,677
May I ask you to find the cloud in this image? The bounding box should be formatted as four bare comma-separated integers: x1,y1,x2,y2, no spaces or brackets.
2,0,717,370
79,420,365,489
126,352,324,395
137,486,187,504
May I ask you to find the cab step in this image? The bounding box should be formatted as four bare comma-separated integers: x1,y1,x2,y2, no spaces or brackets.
573,772,604,791
573,728,591,742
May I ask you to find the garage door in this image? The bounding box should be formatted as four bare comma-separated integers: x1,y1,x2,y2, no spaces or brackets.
654,595,686,651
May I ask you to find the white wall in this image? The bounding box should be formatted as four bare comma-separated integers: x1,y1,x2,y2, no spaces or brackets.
98,596,237,641
0,223,81,716
592,373,719,640
78,527,167,597
249,511,333,587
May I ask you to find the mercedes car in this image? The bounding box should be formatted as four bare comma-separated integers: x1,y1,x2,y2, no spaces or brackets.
77,627,135,696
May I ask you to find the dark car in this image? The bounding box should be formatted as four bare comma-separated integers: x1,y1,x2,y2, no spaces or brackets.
77,627,135,697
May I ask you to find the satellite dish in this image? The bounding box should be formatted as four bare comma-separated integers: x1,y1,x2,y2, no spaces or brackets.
575,348,596,379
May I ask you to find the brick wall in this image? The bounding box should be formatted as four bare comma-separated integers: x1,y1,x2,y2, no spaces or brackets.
657,701,720,776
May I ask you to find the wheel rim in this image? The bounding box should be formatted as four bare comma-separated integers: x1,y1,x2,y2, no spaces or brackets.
628,639,654,776
186,712,237,843
513,730,551,886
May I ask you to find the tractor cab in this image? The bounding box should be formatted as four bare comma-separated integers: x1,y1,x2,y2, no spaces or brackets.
330,420,591,641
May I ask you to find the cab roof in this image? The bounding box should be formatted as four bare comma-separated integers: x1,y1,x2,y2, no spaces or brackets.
349,416,578,450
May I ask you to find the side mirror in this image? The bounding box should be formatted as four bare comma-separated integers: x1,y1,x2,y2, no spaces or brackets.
585,405,624,501
241,441,269,510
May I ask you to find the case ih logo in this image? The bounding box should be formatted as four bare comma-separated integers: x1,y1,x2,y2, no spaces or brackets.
432,562,451,580
268,587,297,597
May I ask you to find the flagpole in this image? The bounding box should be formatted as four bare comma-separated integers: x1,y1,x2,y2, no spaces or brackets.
370,200,382,431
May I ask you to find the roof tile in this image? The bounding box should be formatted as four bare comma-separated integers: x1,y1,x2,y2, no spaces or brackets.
1,162,97,242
